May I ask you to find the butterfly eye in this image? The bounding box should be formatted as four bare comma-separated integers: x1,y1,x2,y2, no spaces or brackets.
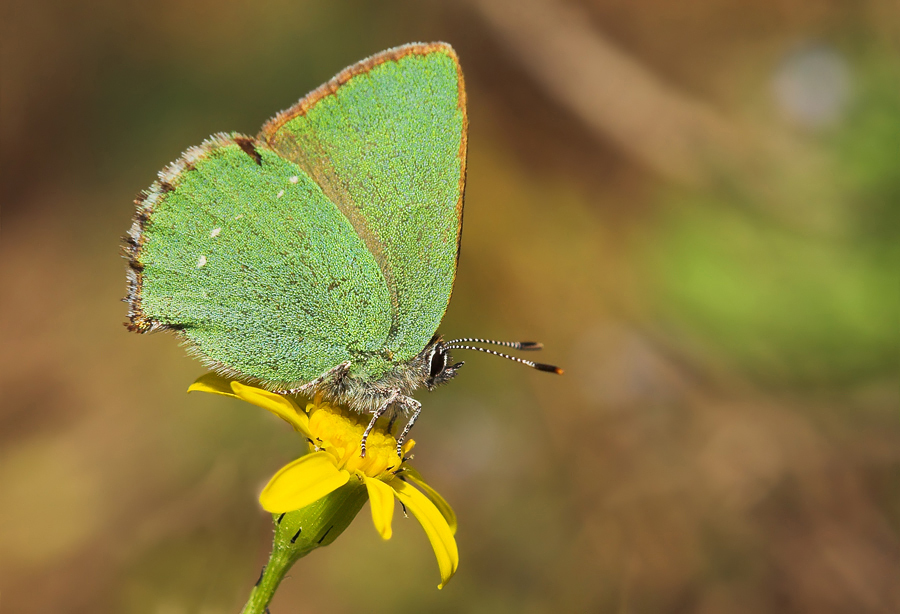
429,349,447,378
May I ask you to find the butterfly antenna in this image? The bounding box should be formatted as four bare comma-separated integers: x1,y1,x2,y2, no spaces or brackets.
445,338,544,351
445,344,563,374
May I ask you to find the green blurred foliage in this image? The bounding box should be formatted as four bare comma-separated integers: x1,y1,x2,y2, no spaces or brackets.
647,52,899,386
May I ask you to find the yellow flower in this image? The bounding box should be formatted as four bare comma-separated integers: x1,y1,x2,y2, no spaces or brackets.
189,374,459,589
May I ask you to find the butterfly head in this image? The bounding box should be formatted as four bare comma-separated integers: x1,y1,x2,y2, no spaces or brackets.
419,334,563,392
423,337,464,390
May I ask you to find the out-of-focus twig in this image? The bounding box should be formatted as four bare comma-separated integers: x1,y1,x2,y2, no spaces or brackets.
470,0,840,233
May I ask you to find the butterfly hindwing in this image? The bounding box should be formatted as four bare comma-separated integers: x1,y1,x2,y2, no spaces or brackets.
258,42,467,365
127,134,394,387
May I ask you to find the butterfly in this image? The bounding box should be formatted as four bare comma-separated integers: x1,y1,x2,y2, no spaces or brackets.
123,42,561,456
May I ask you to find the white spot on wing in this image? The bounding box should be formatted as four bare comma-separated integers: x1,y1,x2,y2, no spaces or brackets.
209,227,221,238
197,255,207,268
289,176,299,184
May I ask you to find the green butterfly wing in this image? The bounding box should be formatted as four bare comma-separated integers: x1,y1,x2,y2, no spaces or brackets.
127,43,466,387
258,42,467,365
128,135,394,386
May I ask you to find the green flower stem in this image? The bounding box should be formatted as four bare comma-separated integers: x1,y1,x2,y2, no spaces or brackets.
241,480,368,614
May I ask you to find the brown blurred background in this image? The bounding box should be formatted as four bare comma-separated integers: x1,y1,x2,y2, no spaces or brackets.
2,1,898,612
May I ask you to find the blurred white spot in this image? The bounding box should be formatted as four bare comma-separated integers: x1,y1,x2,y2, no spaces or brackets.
276,189,285,199
209,227,221,238
289,176,299,184
197,255,207,268
234,214,244,220
570,323,676,411
426,405,523,484
772,44,852,129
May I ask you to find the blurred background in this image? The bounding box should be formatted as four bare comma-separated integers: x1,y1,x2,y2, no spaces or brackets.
2,0,898,612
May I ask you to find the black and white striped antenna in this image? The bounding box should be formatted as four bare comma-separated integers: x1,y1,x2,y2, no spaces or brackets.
446,338,544,351
444,341,563,374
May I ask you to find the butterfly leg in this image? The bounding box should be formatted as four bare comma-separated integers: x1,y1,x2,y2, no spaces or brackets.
274,361,352,395
395,397,422,456
360,389,400,458
387,413,399,436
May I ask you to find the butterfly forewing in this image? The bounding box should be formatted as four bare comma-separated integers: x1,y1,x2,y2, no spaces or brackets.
259,43,467,365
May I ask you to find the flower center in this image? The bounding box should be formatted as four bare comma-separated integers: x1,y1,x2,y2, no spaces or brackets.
305,396,405,479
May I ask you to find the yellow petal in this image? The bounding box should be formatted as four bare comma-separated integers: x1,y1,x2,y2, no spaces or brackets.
187,373,239,398
402,439,416,455
259,452,349,513
401,468,458,535
363,476,395,540
391,479,459,589
230,381,311,438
